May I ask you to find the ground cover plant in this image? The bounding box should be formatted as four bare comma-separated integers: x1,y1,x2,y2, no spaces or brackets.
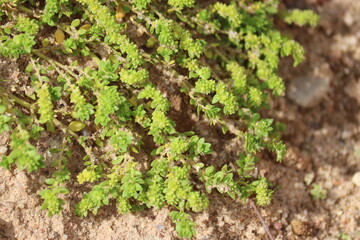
0,0,318,238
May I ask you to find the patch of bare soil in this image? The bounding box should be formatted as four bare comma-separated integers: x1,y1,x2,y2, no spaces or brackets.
1,0,360,239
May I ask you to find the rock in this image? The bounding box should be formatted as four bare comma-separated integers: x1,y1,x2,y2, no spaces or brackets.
0,146,7,155
156,224,164,230
291,220,312,236
273,221,283,230
345,80,360,105
304,172,315,186
352,172,360,187
344,11,354,26
341,130,352,139
287,63,332,107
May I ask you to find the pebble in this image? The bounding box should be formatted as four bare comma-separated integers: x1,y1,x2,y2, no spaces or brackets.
291,220,312,236
273,221,283,230
287,63,332,107
341,130,352,139
304,172,315,186
0,146,7,155
344,12,354,26
156,224,164,230
352,172,360,187
345,80,360,105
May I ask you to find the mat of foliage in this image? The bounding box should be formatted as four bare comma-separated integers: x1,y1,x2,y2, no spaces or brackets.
0,0,347,239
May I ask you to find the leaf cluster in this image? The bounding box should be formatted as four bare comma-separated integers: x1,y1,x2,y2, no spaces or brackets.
0,0,319,238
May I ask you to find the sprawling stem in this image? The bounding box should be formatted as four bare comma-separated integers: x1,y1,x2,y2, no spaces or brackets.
0,85,32,108
0,83,98,163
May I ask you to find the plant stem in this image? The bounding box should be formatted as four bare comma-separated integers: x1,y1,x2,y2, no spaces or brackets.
17,5,33,15
52,118,97,163
16,4,41,18
249,199,275,240
0,83,97,163
0,85,32,108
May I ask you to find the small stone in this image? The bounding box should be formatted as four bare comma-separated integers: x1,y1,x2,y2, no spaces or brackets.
287,63,332,107
0,146,7,155
291,220,312,236
274,221,283,230
304,172,315,186
330,49,342,61
344,12,354,26
352,172,360,187
341,130,352,139
156,224,164,230
136,26,146,37
345,80,360,105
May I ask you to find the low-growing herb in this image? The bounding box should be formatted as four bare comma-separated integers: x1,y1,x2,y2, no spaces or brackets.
0,0,318,238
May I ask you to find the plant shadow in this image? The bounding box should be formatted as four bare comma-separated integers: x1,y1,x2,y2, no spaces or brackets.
0,218,15,240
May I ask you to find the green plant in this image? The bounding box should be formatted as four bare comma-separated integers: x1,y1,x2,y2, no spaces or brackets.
310,184,327,200
0,0,318,238
338,233,352,240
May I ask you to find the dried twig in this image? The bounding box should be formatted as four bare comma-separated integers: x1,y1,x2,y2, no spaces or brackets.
249,199,275,240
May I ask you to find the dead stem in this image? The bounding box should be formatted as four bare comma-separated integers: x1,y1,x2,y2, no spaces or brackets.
249,199,275,240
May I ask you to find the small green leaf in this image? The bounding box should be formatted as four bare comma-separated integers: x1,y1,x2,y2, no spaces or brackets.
42,38,50,47
49,148,61,153
71,19,81,28
146,37,156,48
4,27,11,34
95,138,104,147
49,86,62,101
45,178,55,185
68,121,86,132
0,105,6,114
131,146,139,153
78,29,87,35
25,64,33,73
